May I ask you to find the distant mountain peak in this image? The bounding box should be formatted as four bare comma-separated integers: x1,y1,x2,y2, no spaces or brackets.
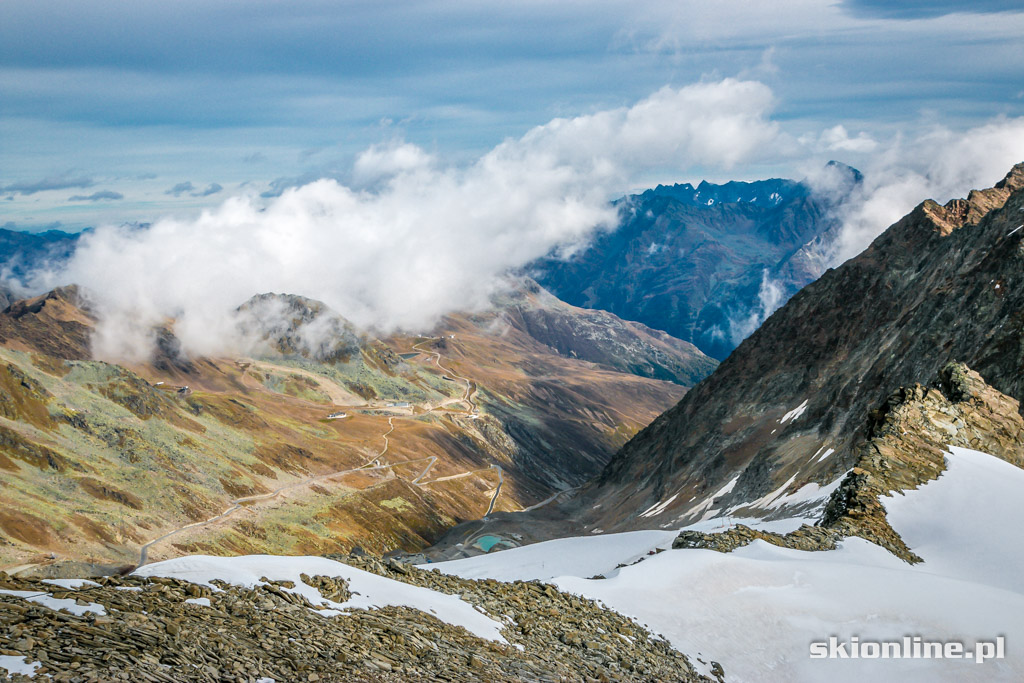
533,167,853,360
235,292,362,363
642,176,808,209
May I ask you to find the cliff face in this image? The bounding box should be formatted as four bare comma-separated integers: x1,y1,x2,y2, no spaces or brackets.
582,163,1024,532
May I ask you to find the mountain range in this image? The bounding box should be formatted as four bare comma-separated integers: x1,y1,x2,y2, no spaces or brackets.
4,165,1024,681
530,163,860,359
435,163,1024,561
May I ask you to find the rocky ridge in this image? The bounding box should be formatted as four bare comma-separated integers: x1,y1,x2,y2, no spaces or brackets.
487,278,717,386
578,163,1024,535
672,362,1024,562
0,557,708,682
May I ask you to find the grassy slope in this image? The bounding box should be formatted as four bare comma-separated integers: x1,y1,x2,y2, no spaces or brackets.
0,313,684,569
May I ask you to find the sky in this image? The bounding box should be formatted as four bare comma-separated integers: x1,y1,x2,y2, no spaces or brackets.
4,0,1024,361
2,0,1024,232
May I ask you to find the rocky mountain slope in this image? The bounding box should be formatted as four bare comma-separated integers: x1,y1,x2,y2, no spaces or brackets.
579,162,1024,535
0,285,696,572
488,277,716,386
0,553,706,682
530,166,859,359
426,163,1024,562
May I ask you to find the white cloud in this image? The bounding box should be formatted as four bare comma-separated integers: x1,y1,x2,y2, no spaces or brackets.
811,125,879,153
37,79,785,361
728,269,786,346
351,141,436,188
27,74,1024,363
825,117,1024,262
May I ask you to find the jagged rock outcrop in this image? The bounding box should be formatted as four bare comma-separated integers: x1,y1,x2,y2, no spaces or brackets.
672,362,1024,562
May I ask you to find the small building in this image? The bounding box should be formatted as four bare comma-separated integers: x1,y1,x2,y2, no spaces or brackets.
326,412,348,420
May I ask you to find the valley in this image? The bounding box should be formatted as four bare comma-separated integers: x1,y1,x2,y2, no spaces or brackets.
3,166,1024,682
0,284,700,574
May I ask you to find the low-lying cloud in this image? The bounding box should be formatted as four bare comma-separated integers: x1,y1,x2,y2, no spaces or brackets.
35,79,785,361
165,181,224,198
1,173,94,197
727,270,787,347
23,78,1024,362
68,190,123,202
807,117,1024,262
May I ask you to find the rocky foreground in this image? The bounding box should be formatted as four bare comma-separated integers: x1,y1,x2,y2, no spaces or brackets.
0,554,709,682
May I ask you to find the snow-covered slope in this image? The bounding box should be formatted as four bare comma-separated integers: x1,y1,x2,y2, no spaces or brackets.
432,447,1024,682
423,530,678,582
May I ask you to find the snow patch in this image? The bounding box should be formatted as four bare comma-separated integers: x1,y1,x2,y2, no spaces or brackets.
779,399,809,424
0,589,106,616
135,554,506,643
185,597,211,607
741,472,845,512
639,493,680,518
429,530,677,582
0,655,41,677
684,476,739,520
41,578,100,590
679,515,813,535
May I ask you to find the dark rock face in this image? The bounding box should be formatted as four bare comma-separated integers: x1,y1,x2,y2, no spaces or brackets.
577,163,1024,533
531,172,855,360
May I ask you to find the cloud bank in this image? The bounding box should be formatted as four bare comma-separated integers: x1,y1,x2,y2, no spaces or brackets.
37,79,785,361
21,78,1024,361
806,117,1024,262
1,173,94,196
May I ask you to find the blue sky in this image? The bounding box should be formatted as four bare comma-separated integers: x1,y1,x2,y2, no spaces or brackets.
2,0,1024,231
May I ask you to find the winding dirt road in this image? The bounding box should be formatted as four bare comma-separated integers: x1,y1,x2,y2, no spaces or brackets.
136,337,497,567
412,339,477,412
